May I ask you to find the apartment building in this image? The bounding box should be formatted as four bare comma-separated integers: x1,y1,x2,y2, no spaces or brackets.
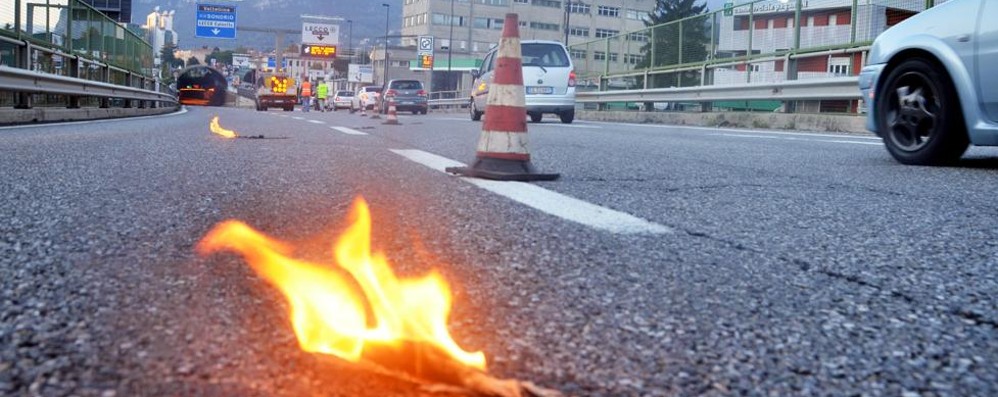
714,0,926,85
398,0,656,91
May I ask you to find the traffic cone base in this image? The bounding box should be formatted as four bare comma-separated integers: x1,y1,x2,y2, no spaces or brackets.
445,158,559,181
383,100,400,125
445,12,558,181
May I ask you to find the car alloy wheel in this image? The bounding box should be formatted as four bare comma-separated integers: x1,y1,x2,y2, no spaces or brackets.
876,58,968,165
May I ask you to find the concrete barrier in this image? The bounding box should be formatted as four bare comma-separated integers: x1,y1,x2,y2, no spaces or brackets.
578,110,870,134
0,106,180,126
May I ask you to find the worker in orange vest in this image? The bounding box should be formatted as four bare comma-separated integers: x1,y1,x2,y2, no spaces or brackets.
299,77,313,112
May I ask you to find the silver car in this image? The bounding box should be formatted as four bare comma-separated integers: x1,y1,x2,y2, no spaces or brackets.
470,40,577,124
859,0,998,165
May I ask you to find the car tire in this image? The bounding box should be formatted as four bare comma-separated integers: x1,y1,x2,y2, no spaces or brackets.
470,100,483,121
529,112,543,123
421,109,428,115
876,57,968,165
559,109,575,124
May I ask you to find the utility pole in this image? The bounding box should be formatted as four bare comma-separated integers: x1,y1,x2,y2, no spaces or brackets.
382,3,391,86
448,0,455,91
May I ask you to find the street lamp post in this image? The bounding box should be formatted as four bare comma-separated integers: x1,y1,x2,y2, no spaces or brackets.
447,0,455,91
382,3,390,86
347,19,353,62
564,1,571,45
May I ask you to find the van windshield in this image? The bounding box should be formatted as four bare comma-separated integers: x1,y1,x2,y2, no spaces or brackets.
521,43,570,67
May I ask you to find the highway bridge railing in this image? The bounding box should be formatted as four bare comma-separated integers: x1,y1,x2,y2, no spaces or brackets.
428,90,467,109
0,0,177,112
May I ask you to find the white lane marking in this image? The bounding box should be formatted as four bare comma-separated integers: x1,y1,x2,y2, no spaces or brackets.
331,126,368,135
0,106,189,130
589,121,882,140
715,133,882,146
307,119,325,124
390,149,672,235
291,116,305,120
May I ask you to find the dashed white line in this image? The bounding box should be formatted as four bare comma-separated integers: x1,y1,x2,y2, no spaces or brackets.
307,119,325,124
390,149,672,235
331,126,368,135
291,116,305,120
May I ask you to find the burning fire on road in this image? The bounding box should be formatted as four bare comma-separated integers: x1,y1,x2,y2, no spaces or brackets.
209,116,238,138
196,197,561,397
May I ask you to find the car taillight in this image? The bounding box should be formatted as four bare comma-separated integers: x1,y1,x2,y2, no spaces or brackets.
568,70,576,87
417,89,427,97
386,89,398,96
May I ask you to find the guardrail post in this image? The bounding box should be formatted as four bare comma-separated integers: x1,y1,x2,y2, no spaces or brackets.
123,72,133,108
67,56,81,109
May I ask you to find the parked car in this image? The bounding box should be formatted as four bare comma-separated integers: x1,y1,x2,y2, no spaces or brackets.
380,79,428,115
470,40,576,124
859,0,998,165
331,90,353,111
351,86,382,112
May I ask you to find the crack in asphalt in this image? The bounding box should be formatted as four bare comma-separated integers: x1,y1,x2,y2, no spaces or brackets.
675,225,998,331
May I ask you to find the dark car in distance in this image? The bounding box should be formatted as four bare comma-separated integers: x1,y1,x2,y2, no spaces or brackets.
381,79,428,115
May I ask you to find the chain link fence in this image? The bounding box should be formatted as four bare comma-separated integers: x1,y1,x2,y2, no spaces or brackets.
570,0,942,112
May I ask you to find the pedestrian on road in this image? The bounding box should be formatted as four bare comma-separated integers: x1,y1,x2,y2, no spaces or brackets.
299,77,313,112
316,82,328,113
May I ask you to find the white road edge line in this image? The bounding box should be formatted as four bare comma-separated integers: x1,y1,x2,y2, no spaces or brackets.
591,121,883,141
715,133,882,146
390,149,672,235
331,126,368,135
0,106,189,130
307,119,325,124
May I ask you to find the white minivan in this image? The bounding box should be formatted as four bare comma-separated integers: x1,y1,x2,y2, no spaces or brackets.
470,40,576,124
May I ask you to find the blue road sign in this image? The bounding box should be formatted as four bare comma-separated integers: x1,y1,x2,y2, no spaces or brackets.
195,3,237,39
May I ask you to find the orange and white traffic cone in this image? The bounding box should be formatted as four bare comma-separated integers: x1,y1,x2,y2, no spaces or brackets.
445,13,559,181
383,100,400,125
370,98,382,119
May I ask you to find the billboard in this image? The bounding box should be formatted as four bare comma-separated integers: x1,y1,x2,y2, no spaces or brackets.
348,64,373,83
232,54,251,68
302,22,339,45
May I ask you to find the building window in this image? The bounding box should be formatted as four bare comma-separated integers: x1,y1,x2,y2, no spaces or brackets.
597,5,620,17
478,0,508,5
529,22,560,31
433,13,465,26
569,26,590,37
570,49,587,59
569,2,591,14
624,54,645,64
594,52,617,62
625,9,646,20
828,57,850,75
514,0,528,3
531,0,562,8
594,28,619,38
626,32,648,42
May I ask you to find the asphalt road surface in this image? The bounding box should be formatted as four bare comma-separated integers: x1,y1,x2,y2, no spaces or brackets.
2,106,997,396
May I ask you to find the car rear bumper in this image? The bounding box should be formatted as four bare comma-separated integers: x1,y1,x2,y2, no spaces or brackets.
859,64,885,134
525,93,576,114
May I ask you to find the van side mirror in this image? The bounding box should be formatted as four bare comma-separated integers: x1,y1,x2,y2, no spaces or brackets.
470,70,480,79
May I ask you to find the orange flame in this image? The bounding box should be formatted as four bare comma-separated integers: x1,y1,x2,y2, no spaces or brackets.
196,197,487,371
209,116,238,138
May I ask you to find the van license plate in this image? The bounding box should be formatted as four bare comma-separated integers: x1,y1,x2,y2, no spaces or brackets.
526,86,553,94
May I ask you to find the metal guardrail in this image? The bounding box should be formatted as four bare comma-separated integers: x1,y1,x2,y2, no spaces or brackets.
576,77,861,104
0,66,177,103
428,90,467,108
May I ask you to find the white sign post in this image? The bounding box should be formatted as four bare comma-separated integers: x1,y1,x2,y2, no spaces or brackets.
302,22,339,45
